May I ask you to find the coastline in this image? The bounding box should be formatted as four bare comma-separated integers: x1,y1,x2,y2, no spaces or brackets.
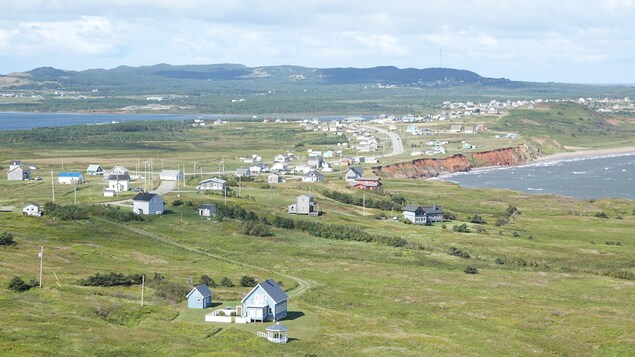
535,146,635,163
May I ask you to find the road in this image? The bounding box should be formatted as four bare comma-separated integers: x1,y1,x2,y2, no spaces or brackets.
363,125,404,157
151,180,177,195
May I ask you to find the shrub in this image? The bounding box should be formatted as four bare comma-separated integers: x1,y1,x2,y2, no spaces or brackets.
443,211,456,221
504,205,521,217
7,276,34,292
494,218,509,226
464,265,479,274
239,276,257,287
172,199,184,207
495,257,505,265
78,272,143,287
475,226,488,234
220,277,234,287
199,275,217,288
240,220,271,237
512,231,520,238
594,211,608,219
147,276,190,304
448,247,470,258
0,231,16,246
469,215,486,224
452,223,470,233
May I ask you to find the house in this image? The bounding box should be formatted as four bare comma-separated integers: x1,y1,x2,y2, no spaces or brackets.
302,171,324,183
196,178,227,191
352,177,382,191
250,164,269,174
450,124,462,133
86,164,103,176
198,204,217,218
403,205,444,224
159,170,184,181
421,205,444,222
22,203,42,217
234,168,252,177
104,165,128,180
463,125,475,134
187,285,213,309
306,155,323,169
268,173,285,184
58,172,84,184
241,279,288,322
7,160,31,181
323,150,334,158
132,193,164,215
345,167,363,182
274,153,293,163
288,195,318,215
271,162,287,172
108,174,130,192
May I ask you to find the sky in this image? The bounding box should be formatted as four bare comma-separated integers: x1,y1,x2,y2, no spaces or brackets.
1,0,634,84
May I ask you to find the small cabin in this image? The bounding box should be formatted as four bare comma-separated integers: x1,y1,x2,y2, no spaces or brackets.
187,285,213,309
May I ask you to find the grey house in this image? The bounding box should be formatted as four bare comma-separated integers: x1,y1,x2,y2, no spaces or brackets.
132,193,164,215
198,204,217,218
345,167,363,182
288,195,318,216
403,204,444,224
7,161,31,181
197,177,227,191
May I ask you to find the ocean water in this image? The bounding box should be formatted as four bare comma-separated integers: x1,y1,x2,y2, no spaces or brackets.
439,153,635,199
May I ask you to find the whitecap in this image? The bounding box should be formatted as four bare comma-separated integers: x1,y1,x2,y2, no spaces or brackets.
527,188,544,191
572,171,587,174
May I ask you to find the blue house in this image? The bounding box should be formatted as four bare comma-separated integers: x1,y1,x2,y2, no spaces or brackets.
187,285,213,309
241,279,288,322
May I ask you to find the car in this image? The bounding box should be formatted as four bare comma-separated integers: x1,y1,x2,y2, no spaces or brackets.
131,187,143,192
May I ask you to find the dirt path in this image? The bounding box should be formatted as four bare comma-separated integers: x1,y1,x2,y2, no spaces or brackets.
97,218,313,298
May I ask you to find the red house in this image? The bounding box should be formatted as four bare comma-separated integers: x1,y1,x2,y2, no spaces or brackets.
352,177,382,191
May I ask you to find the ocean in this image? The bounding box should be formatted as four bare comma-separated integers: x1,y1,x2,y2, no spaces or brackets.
438,153,635,200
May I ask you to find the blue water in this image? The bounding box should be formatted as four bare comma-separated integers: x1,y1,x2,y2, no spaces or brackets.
439,153,635,199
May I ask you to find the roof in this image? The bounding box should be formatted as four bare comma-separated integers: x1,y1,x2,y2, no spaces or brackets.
403,205,421,212
235,168,249,173
59,172,83,178
133,192,159,201
160,170,182,176
198,204,216,210
241,279,288,304
421,205,444,214
108,174,130,181
87,164,102,171
347,167,363,175
266,323,289,332
186,284,213,299
355,177,380,182
199,178,227,185
354,182,381,188
303,171,324,178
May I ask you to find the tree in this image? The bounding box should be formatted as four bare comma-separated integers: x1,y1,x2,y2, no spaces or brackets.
0,231,16,246
199,275,216,288
220,277,234,287
239,276,257,287
7,276,32,292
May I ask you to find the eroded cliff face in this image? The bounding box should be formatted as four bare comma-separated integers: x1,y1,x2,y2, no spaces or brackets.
373,143,543,179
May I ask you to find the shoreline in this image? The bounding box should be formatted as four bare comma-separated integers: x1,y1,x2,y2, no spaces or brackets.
535,146,635,162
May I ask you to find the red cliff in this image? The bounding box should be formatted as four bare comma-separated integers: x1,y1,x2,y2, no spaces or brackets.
373,143,543,179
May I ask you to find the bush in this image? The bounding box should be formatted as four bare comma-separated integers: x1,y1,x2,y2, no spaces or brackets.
464,266,479,274
199,275,216,288
7,276,34,292
512,231,520,238
220,277,234,287
452,223,470,233
239,276,257,287
146,275,190,304
172,199,184,207
475,226,488,234
443,211,456,221
469,215,486,224
448,247,470,258
504,205,521,217
594,211,608,219
78,272,143,287
0,231,16,246
240,220,271,237
495,257,505,265
494,218,509,227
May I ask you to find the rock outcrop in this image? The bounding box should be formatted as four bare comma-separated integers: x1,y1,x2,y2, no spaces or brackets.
373,143,543,179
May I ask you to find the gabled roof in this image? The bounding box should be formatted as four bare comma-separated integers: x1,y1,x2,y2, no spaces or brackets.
186,284,212,299
198,177,227,185
346,167,363,176
403,205,421,212
160,169,182,176
241,279,288,304
303,171,324,178
59,172,82,177
87,164,102,171
133,192,159,201
421,205,444,214
198,204,216,210
108,174,130,181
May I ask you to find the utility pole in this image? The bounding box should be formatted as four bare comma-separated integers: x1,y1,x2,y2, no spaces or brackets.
50,171,55,203
38,246,43,288
74,186,77,204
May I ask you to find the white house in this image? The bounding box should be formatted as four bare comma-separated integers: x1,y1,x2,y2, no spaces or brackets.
104,165,128,180
7,160,31,181
302,171,324,182
132,193,164,215
108,174,130,192
196,178,227,191
160,170,184,181
274,153,293,163
288,195,318,215
268,173,285,184
198,204,217,218
22,203,42,217
271,162,287,172
345,167,363,182
86,164,103,176
58,172,84,184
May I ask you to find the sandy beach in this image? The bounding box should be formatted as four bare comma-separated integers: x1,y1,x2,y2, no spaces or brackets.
536,146,635,162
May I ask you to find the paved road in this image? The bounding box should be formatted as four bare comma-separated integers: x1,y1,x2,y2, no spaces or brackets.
151,180,177,195
363,125,404,157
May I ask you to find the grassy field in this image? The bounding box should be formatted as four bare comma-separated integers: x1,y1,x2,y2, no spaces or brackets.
0,106,634,356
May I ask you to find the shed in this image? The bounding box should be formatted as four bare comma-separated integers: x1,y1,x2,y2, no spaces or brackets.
58,172,84,184
23,203,42,217
187,285,213,309
159,170,184,181
198,204,217,218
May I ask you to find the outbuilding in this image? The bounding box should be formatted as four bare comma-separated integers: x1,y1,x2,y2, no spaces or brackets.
187,285,213,309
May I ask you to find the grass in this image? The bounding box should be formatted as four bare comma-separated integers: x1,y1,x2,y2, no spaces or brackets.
1,109,634,356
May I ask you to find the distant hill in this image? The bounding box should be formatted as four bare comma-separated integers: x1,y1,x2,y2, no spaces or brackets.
2,63,508,91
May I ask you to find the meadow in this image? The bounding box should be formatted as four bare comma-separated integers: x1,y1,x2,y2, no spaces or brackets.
0,106,634,356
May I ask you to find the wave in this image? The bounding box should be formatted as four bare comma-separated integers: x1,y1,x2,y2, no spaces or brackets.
572,171,587,175
527,188,544,191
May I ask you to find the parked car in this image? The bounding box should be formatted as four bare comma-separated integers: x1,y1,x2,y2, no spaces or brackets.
131,187,143,192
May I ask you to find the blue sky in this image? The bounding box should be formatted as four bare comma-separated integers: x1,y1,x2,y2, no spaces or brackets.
1,0,634,83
